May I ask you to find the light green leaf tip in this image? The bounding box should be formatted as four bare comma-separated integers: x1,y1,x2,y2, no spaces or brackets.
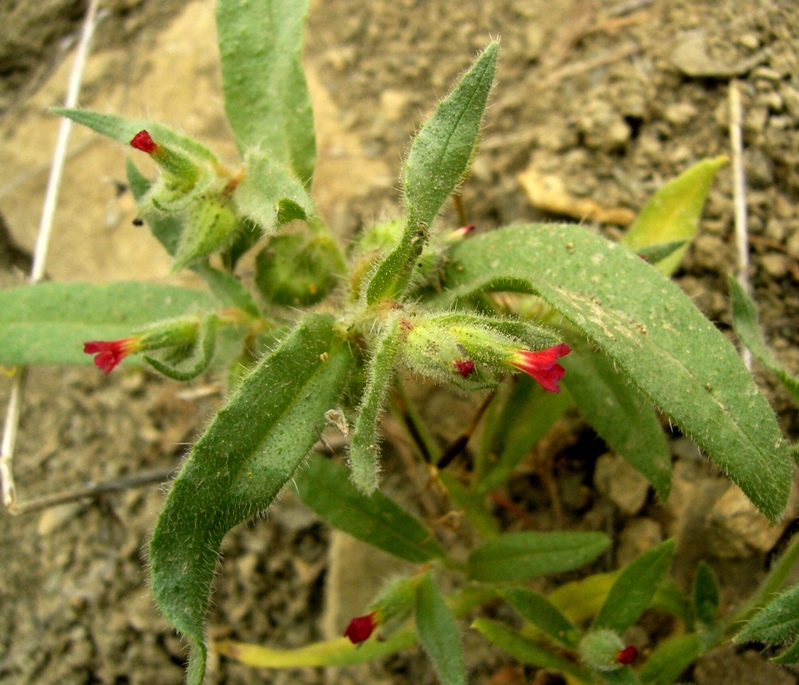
622,155,727,274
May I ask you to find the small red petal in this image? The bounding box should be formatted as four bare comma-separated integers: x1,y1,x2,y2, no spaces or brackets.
454,359,475,377
130,130,158,154
343,613,377,644
616,645,638,665
83,338,136,375
509,343,571,393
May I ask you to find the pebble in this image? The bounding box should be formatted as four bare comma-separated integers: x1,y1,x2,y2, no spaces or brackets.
37,503,84,536
617,518,663,567
593,453,650,516
760,253,789,279
664,102,698,126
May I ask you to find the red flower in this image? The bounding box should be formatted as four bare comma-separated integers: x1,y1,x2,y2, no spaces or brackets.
130,130,158,154
454,359,475,377
616,645,638,665
508,343,571,393
83,338,140,375
343,612,377,644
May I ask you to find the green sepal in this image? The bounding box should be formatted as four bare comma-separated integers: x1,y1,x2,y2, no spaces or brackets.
172,193,240,271
579,629,626,672
365,42,498,304
143,314,218,381
348,316,402,494
126,157,183,256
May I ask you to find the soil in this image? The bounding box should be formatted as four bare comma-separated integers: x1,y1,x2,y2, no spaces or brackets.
2,1,799,684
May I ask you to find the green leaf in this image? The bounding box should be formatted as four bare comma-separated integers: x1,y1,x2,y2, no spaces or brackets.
693,561,720,626
472,618,592,684
216,0,315,184
562,342,671,500
53,107,217,161
434,223,791,521
149,314,352,685
438,471,500,539
0,282,215,366
192,262,261,318
729,275,799,402
476,375,573,494
234,150,315,234
593,539,675,634
501,587,580,648
468,531,610,582
416,575,466,685
635,240,687,266
295,454,445,563
772,638,799,664
638,633,700,685
365,42,498,304
549,572,618,626
735,583,799,645
622,156,727,274
349,316,402,494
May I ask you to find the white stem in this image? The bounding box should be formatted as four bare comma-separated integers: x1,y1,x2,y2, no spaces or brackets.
729,79,752,370
1,0,101,513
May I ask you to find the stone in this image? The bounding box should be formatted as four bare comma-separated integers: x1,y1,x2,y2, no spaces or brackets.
760,253,789,279
593,453,650,516
617,518,663,567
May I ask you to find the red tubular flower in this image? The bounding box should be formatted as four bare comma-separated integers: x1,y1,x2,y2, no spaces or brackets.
508,343,571,393
130,130,158,154
343,612,377,644
83,338,140,375
616,645,639,665
454,359,475,377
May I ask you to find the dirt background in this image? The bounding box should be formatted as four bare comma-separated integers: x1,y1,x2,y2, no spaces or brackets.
1,1,799,684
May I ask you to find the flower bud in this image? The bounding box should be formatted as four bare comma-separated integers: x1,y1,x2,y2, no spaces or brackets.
343,612,377,644
616,645,639,665
130,129,200,186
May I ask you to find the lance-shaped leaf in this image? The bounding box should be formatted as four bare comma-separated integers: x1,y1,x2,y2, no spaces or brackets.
638,633,700,685
501,587,580,648
469,531,610,582
735,583,799,646
216,0,315,185
416,574,466,685
53,107,217,161
234,150,315,235
473,618,593,684
622,156,727,274
433,223,791,521
366,42,498,304
349,316,402,494
295,454,445,563
149,314,352,685
635,240,687,266
562,342,671,500
593,539,675,634
0,282,215,366
692,561,720,626
730,275,799,402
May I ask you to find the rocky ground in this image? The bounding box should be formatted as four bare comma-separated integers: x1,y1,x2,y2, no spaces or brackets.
1,1,799,684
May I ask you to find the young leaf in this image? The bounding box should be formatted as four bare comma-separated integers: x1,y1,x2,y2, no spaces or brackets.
729,275,799,402
434,223,791,521
234,150,315,235
416,574,466,685
349,316,402,494
501,587,580,648
735,583,799,645
295,454,445,562
692,561,720,626
149,314,352,685
0,282,215,366
638,633,700,685
593,539,675,634
216,0,315,184
366,42,498,304
549,572,619,626
622,156,727,274
468,531,610,582
52,107,217,161
562,342,671,500
476,375,573,494
473,618,593,684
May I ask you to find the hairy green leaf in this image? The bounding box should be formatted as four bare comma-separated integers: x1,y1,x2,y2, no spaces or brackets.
192,262,260,318
735,583,799,645
730,275,799,402
501,587,580,648
638,633,700,685
434,223,791,521
416,575,465,685
149,314,351,685
563,342,671,500
469,531,610,582
296,454,445,562
473,618,592,684
234,150,315,234
216,0,315,184
0,282,215,366
622,156,727,274
593,539,675,634
366,42,498,304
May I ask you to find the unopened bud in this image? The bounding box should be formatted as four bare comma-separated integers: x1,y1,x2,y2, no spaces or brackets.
130,130,158,154
579,629,627,672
